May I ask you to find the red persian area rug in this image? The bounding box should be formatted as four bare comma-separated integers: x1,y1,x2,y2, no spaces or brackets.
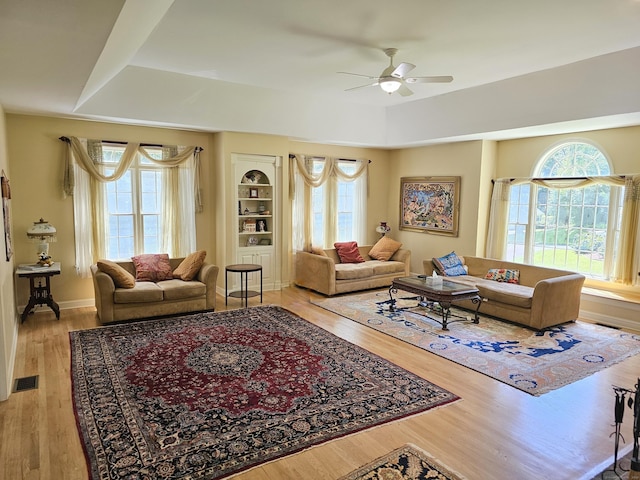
70,305,458,480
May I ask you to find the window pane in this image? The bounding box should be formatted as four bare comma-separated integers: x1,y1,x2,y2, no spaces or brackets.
505,184,530,262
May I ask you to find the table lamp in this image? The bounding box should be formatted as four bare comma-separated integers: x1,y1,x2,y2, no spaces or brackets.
26,218,57,262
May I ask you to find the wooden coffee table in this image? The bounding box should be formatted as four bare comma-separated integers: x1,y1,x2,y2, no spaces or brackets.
389,276,482,330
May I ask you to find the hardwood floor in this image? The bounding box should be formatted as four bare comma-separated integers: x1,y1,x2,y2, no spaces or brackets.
1,285,638,479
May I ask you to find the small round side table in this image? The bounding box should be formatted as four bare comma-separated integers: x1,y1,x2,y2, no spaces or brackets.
225,264,263,308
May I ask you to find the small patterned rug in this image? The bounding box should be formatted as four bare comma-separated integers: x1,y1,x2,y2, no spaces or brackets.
70,305,458,480
339,443,467,480
311,290,640,396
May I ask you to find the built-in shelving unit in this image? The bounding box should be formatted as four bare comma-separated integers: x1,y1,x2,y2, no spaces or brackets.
231,154,280,292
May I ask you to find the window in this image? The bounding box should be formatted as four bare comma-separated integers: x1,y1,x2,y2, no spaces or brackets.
309,159,364,247
505,141,623,281
102,145,164,259
292,155,367,251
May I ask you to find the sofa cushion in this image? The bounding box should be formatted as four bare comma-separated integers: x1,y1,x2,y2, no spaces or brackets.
132,253,174,282
476,281,534,308
334,241,365,263
97,259,135,288
158,279,206,300
173,250,206,281
368,236,402,261
485,268,520,284
335,263,374,280
371,260,406,276
114,281,163,303
433,251,467,276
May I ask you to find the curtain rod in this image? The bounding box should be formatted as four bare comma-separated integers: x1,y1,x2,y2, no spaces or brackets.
491,175,626,184
289,153,371,163
59,136,203,152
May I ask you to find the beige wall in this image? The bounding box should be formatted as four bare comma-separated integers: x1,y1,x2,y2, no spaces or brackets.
0,106,17,401
388,141,488,273
496,125,640,177
6,114,215,307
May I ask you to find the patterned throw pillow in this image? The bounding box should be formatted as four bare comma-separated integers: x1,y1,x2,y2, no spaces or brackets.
97,260,135,288
485,268,520,284
432,251,467,276
369,236,402,261
334,241,365,263
132,253,174,282
173,250,206,281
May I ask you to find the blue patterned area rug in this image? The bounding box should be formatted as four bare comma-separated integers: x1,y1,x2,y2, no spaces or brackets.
70,306,458,480
339,443,467,480
311,290,640,396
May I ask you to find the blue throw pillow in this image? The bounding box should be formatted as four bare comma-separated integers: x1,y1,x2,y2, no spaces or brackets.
432,252,466,277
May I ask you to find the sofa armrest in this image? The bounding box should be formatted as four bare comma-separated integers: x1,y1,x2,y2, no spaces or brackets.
295,251,336,295
197,262,219,310
90,264,116,324
530,273,586,329
391,248,411,276
422,259,436,276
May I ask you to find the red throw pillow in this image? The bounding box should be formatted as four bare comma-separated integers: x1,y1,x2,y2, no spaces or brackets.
334,241,365,263
132,253,174,282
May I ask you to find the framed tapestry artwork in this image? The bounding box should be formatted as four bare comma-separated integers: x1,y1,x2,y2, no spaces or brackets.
1,171,13,260
399,176,460,236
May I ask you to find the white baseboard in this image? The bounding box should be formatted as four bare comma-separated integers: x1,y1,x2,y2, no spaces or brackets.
17,298,95,315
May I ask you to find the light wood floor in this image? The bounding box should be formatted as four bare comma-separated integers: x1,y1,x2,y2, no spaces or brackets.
1,285,638,479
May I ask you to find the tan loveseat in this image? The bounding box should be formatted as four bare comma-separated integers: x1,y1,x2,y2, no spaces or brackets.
295,246,410,296
423,256,585,330
90,258,219,324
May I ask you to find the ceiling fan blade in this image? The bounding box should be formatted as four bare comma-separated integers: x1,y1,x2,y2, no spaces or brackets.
398,84,414,97
391,62,415,78
338,71,377,80
405,75,453,84
345,81,379,92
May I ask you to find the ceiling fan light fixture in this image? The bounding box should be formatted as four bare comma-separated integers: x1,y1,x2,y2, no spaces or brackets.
379,77,401,93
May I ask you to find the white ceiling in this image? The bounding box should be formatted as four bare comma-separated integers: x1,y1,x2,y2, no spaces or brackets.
1,0,640,147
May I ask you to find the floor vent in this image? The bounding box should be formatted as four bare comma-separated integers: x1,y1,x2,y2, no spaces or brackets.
596,323,621,330
13,375,39,392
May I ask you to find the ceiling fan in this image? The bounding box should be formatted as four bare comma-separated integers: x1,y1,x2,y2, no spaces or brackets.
338,48,453,96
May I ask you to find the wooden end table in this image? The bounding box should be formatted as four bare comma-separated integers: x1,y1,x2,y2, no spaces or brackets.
389,276,481,330
16,262,61,323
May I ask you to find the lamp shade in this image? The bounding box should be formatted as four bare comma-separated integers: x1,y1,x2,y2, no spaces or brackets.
27,218,57,241
379,77,401,93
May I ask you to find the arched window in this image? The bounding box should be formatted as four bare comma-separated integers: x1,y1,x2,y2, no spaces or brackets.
505,141,622,279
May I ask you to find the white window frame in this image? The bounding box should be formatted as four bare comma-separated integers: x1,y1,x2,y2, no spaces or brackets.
101,144,164,260
505,141,623,282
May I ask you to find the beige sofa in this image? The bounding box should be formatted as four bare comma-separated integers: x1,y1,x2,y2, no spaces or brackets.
423,255,585,330
90,258,219,324
295,246,410,296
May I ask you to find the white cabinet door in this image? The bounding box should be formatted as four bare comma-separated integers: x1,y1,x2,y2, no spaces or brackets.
236,249,273,290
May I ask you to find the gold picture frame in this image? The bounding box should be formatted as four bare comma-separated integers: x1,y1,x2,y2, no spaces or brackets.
399,176,460,236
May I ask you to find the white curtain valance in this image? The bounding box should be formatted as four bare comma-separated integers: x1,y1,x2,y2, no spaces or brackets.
289,154,369,198
62,136,202,211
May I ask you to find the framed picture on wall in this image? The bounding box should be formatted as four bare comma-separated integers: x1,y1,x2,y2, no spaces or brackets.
1,171,13,260
249,188,259,198
399,176,460,237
